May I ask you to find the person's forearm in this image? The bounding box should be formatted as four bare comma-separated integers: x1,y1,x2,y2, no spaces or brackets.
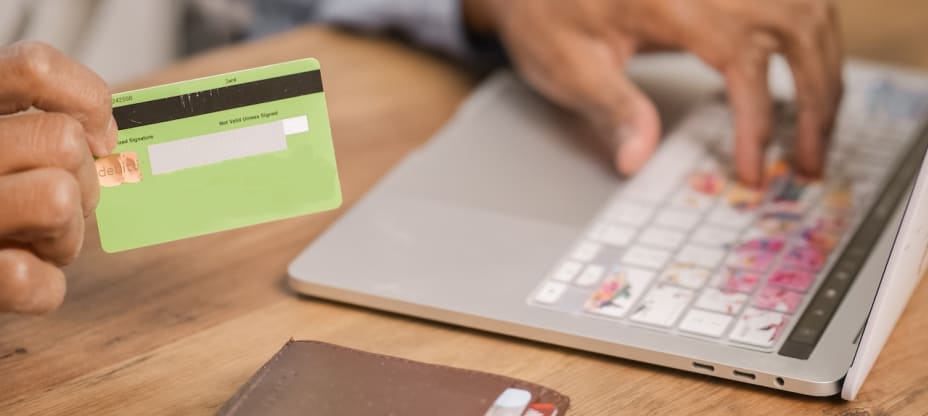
246,0,504,68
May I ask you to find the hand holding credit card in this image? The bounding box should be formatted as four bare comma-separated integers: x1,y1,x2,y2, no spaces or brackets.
96,59,341,252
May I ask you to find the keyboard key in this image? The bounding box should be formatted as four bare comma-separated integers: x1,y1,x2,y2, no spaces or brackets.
707,204,755,229
589,223,636,247
660,263,711,289
576,264,606,287
724,183,764,211
534,281,567,304
754,287,803,313
822,182,856,213
782,245,828,272
679,309,733,338
727,250,776,272
631,284,694,327
765,159,791,183
799,216,845,253
768,269,816,292
807,207,852,231
752,217,800,238
695,288,748,315
585,268,655,318
691,225,739,248
687,171,727,196
622,139,704,203
654,209,701,231
713,269,761,293
736,236,786,253
603,201,653,227
670,188,715,212
570,241,602,262
766,175,823,217
638,226,686,250
676,244,725,269
551,261,583,283
621,246,672,270
729,308,788,348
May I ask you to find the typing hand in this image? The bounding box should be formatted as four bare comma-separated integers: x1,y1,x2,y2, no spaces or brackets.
0,42,116,314
464,0,843,185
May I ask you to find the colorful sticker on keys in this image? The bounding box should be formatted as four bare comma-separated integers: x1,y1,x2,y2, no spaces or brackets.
714,269,761,293
660,263,711,289
729,308,788,348
754,217,800,237
771,174,821,212
737,236,786,253
783,245,827,272
689,171,726,196
765,159,791,182
801,229,841,253
727,249,777,272
766,179,807,219
754,287,803,313
671,188,715,211
631,284,694,327
809,209,850,233
823,181,854,212
725,183,764,211
768,268,816,292
584,268,654,318
798,220,843,253
695,288,748,315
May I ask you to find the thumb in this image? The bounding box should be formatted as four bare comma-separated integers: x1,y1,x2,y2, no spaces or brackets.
604,75,662,176
0,248,66,314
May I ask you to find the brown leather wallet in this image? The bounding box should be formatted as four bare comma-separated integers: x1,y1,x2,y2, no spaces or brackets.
218,340,570,416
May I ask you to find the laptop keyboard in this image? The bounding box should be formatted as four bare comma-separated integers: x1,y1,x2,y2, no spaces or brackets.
528,77,928,352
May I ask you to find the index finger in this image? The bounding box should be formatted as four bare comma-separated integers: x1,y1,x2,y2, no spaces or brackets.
0,41,116,157
779,4,841,177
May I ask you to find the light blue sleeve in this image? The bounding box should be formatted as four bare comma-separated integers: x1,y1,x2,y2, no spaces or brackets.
249,0,480,63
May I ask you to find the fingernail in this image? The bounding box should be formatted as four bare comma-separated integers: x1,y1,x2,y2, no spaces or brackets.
615,126,647,176
16,276,66,315
105,118,117,153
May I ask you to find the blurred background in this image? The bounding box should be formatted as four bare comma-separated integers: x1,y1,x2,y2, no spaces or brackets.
1,0,926,86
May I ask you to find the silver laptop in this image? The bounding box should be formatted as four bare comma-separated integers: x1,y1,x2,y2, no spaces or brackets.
288,55,928,399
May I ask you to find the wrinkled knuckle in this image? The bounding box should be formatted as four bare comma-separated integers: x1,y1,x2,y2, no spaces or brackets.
90,83,112,113
10,41,57,86
792,1,829,32
806,0,831,23
789,24,818,51
36,171,80,231
702,39,738,70
41,114,86,170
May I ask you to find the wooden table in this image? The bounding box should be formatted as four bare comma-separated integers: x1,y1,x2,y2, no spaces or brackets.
4,3,928,414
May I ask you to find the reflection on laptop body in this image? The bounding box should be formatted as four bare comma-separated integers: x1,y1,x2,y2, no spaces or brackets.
288,56,928,399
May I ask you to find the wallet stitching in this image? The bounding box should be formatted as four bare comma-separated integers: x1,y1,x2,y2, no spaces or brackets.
224,339,296,414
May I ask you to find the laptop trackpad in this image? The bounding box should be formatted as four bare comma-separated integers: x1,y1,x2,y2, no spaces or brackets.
386,74,620,228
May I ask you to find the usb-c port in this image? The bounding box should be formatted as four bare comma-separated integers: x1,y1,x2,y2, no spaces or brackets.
692,362,715,372
733,370,756,380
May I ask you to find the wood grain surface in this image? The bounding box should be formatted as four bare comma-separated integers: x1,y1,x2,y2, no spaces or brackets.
3,2,928,414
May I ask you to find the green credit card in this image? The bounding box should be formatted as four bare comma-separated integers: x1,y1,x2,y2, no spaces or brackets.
95,58,342,253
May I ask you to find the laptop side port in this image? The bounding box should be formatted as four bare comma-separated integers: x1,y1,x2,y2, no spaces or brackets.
733,370,757,380
692,362,715,372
